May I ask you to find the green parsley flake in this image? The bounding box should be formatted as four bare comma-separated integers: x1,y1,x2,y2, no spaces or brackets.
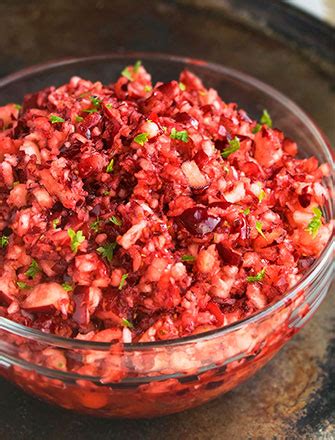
252,124,261,134
144,85,152,93
252,109,273,133
255,221,266,239
103,190,110,196
221,137,240,158
260,109,272,128
179,82,186,91
90,96,101,107
0,235,9,248
49,115,65,124
133,60,142,73
243,207,251,216
306,207,323,239
118,273,128,290
25,259,41,279
75,115,84,123
170,127,189,143
122,318,134,329
247,267,266,283
82,107,99,114
62,283,73,292
181,254,195,262
68,228,85,253
52,218,60,229
134,132,149,146
17,281,28,289
14,104,22,110
97,242,117,263
109,216,122,226
105,103,113,109
106,158,114,173
121,66,133,81
258,189,266,204
90,219,101,233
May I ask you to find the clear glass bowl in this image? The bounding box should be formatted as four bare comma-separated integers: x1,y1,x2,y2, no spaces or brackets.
0,54,333,418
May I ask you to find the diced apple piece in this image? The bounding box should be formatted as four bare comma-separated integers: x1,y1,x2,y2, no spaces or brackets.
22,282,70,315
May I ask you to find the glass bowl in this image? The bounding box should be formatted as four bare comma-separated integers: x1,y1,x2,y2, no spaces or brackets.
0,54,333,418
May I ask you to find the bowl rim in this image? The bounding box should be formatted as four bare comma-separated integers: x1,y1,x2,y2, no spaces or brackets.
0,52,333,350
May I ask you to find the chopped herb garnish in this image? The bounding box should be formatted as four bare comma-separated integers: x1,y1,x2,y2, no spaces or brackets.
221,137,240,158
170,127,189,143
252,124,261,134
121,61,142,81
0,235,9,248
133,60,142,73
105,103,113,109
82,107,99,114
118,273,128,290
106,158,114,173
121,66,133,81
62,283,73,292
75,115,84,123
144,85,152,93
25,259,41,279
68,228,85,253
247,267,266,283
260,109,272,128
109,215,122,226
90,219,101,233
122,318,134,329
306,207,323,239
181,254,195,262
14,104,22,110
12,181,20,187
179,82,186,91
255,221,266,239
97,242,117,263
90,96,101,107
52,218,60,229
258,189,266,204
17,281,28,289
134,132,149,146
49,115,65,124
243,207,251,216
103,190,111,196
252,109,273,133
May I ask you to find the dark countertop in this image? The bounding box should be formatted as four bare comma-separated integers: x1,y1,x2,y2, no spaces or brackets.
0,1,334,438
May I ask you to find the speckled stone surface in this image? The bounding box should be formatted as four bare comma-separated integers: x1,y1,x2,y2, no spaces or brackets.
0,1,334,438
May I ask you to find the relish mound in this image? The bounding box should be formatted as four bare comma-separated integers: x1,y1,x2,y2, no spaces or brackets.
0,62,332,344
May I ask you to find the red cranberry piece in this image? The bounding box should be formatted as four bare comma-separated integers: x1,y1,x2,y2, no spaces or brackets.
209,199,231,210
78,113,101,135
174,112,199,128
298,192,312,208
297,256,315,272
201,104,213,114
231,215,250,240
238,161,263,178
193,150,209,168
178,207,221,236
72,286,90,325
217,244,242,266
78,154,105,178
157,81,176,97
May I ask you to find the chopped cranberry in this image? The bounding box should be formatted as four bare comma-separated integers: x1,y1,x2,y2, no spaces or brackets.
298,192,312,208
217,244,242,266
231,215,250,240
178,206,221,236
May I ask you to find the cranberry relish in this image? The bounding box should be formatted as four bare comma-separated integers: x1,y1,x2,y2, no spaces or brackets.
0,62,332,343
